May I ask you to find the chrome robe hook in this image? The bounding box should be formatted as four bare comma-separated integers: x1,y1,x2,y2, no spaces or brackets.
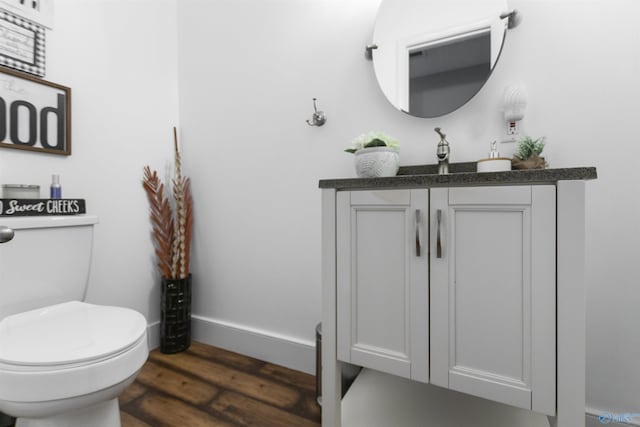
306,98,326,127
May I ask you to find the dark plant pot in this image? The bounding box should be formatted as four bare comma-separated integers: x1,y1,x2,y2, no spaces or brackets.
0,412,15,427
160,274,192,354
511,155,546,170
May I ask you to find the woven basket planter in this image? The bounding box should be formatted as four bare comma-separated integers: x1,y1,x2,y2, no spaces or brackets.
160,274,192,354
511,154,546,170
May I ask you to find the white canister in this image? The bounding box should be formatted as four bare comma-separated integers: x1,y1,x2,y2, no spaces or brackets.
2,184,41,198
476,158,512,173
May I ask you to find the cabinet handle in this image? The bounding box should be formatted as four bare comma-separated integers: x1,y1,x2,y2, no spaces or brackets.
436,209,442,258
415,209,422,257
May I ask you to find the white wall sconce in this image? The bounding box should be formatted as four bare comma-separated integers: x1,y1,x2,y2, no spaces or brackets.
503,84,528,141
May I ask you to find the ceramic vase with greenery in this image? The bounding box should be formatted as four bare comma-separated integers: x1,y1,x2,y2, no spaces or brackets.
345,131,400,178
142,127,194,353
512,136,547,170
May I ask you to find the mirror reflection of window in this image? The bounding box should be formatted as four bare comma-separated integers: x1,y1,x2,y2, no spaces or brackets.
409,30,491,117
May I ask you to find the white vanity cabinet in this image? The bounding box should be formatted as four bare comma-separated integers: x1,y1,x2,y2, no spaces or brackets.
321,174,593,427
334,185,555,413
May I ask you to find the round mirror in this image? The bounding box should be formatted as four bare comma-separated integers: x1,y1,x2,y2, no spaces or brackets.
372,0,510,118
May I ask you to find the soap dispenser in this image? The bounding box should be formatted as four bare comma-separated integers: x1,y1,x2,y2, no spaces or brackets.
477,141,512,172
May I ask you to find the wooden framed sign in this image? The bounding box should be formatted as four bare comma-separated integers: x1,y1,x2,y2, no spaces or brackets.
0,66,71,155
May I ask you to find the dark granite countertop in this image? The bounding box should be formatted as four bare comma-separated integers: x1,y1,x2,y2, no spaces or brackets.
319,163,597,190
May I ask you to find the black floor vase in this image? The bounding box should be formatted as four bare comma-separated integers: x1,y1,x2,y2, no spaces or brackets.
160,274,192,353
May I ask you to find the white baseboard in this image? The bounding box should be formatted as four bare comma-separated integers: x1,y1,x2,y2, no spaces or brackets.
147,320,160,350
191,315,316,375
145,317,315,374
586,407,640,426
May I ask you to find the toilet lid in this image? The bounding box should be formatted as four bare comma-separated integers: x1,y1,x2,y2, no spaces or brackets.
0,301,147,366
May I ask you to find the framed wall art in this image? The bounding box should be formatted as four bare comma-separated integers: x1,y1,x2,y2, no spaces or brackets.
0,9,45,76
0,66,71,155
0,0,53,29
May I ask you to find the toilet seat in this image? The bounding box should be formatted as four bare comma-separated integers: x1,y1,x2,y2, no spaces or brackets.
0,301,148,403
0,301,146,368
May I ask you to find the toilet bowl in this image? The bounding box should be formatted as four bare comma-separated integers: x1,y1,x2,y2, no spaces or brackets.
0,301,148,427
0,216,149,427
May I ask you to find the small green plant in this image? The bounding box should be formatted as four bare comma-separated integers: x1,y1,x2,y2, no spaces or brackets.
514,136,545,160
345,131,399,154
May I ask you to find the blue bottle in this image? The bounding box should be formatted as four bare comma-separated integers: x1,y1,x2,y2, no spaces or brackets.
50,174,61,199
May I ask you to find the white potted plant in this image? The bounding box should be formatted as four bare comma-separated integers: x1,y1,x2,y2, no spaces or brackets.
345,131,400,178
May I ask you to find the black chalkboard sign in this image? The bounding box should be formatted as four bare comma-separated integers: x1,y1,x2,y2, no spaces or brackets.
0,199,86,216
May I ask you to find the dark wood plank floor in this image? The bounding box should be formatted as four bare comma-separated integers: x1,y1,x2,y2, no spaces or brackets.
119,341,321,427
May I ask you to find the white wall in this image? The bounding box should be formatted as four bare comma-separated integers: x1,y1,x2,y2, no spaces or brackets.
176,0,640,419
0,0,180,328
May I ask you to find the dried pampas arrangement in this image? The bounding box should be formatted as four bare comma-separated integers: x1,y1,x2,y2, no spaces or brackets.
143,127,193,279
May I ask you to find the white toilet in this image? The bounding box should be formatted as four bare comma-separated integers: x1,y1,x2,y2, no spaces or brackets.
0,216,148,427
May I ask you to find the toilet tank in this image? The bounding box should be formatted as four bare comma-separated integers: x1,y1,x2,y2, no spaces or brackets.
0,215,98,321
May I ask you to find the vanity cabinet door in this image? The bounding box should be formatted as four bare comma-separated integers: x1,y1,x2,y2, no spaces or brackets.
336,189,429,383
430,186,556,415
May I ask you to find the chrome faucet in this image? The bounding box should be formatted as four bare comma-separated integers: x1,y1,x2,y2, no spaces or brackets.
435,127,450,175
